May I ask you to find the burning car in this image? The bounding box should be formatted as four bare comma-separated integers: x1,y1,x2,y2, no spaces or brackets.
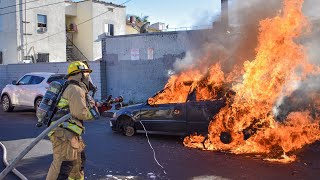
109,86,229,137
113,0,320,163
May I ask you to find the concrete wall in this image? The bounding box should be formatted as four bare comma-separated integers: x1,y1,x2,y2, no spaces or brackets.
101,31,197,103
0,65,8,91
0,61,102,100
15,0,66,64
0,0,18,64
92,2,126,61
103,30,212,61
101,29,231,103
104,55,177,103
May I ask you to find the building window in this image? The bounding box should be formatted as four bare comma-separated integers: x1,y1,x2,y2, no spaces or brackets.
37,14,47,27
37,14,47,33
104,23,114,36
37,53,49,62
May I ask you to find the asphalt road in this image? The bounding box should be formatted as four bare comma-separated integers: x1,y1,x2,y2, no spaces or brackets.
0,107,320,180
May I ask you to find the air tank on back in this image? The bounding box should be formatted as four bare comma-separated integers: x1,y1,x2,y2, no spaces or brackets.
36,81,63,127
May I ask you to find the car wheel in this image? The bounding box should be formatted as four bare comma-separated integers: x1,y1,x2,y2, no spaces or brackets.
2,95,14,112
123,125,135,137
34,97,42,112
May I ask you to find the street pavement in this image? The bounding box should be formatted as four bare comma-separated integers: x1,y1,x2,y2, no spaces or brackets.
0,107,320,180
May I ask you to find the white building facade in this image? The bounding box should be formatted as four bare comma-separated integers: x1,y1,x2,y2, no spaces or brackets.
0,0,126,64
0,0,66,64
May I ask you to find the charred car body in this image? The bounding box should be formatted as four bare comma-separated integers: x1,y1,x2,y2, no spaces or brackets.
109,90,227,136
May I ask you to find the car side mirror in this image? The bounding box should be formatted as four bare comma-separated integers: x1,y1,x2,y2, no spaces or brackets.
12,80,17,85
146,98,154,106
146,98,159,107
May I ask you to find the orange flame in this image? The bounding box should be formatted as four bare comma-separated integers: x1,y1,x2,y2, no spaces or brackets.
152,0,320,163
183,0,320,163
148,63,232,105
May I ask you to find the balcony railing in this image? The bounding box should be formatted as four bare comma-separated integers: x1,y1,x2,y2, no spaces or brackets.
66,34,88,62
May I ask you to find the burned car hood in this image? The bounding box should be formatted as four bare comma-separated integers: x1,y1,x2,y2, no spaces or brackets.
117,103,144,113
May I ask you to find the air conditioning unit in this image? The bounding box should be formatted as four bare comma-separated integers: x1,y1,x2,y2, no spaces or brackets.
37,27,47,33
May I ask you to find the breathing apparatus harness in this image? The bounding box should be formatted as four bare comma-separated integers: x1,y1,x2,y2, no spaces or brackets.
36,73,99,128
0,61,100,179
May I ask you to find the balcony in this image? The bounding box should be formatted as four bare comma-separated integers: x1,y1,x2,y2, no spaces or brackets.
65,2,77,16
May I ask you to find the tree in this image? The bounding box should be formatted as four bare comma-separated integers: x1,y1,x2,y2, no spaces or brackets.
127,14,149,23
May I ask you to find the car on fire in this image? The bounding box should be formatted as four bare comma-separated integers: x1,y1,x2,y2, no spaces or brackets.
109,89,227,136
1,72,66,112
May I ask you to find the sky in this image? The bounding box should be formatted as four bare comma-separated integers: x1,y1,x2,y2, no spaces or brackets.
96,0,222,29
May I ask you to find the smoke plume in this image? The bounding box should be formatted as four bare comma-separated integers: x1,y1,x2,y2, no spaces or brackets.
173,0,282,73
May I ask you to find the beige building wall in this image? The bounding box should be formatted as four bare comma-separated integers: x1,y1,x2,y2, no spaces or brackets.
69,1,126,61
126,25,139,35
73,1,93,61
91,2,126,60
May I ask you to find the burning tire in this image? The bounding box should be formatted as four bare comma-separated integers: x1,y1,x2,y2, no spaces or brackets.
220,132,232,144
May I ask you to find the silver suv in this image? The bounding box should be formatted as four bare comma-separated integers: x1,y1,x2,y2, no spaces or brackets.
1,72,65,112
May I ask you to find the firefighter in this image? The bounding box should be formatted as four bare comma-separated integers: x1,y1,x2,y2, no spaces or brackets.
46,61,99,180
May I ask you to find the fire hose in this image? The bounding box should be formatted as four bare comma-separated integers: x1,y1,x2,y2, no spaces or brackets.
0,142,27,180
0,113,71,179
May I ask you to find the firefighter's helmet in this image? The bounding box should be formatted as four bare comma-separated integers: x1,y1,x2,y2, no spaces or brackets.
67,61,92,76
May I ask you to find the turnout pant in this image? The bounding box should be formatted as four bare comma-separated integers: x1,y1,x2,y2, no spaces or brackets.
46,127,85,180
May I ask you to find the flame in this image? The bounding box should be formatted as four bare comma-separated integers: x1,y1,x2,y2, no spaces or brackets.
183,0,320,162
152,0,320,162
148,63,233,105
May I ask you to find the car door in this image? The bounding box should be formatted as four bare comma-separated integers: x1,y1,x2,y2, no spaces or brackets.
18,75,44,106
186,99,226,134
139,103,187,135
14,75,32,106
186,100,211,134
7,81,20,105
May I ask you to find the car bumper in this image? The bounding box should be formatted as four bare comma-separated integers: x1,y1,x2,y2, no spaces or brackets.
109,118,118,130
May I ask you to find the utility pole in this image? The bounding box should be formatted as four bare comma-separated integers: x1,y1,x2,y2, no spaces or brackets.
21,0,32,62
24,0,27,60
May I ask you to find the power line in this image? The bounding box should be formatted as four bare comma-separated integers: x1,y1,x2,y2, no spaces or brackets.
0,1,64,16
163,24,213,32
23,0,133,47
0,0,40,10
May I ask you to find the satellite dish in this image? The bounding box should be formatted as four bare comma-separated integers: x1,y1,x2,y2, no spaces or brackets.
140,22,150,33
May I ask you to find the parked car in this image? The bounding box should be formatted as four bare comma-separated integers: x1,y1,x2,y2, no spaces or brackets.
109,89,227,137
1,72,66,112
